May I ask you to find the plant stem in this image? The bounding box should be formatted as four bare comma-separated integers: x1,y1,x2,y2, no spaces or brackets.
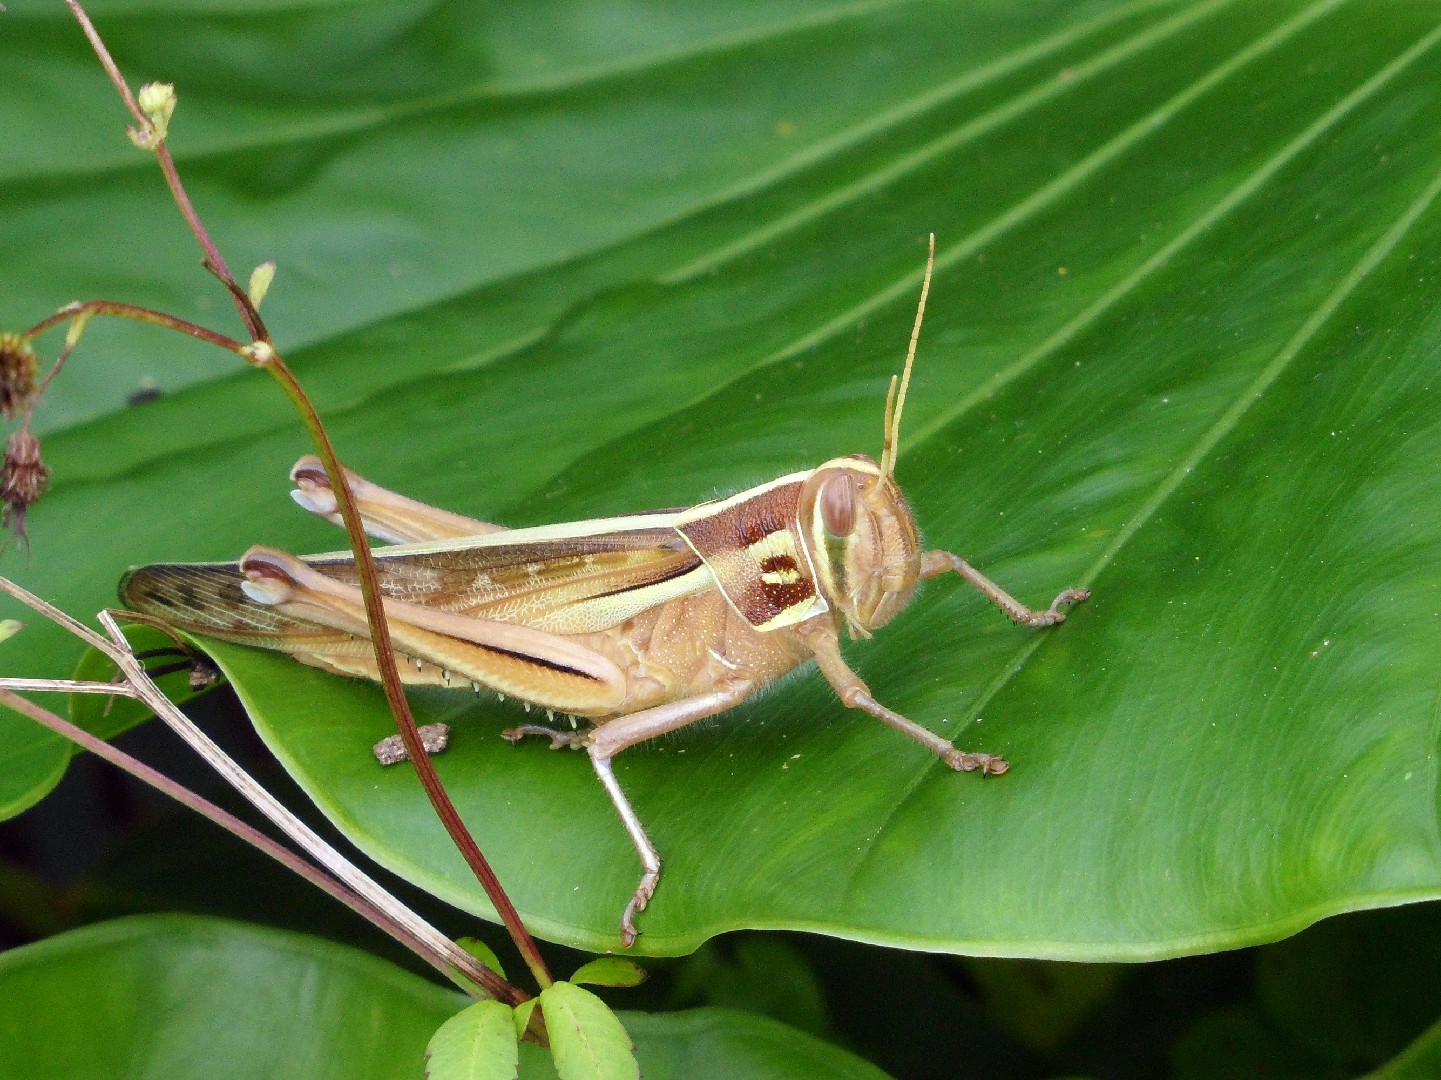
64,0,263,342
64,0,557,990
253,349,555,989
24,301,247,357
155,147,267,342
0,686,497,995
0,577,522,1004
64,0,145,127
0,679,137,695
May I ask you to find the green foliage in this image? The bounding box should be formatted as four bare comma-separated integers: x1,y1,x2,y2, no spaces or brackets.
5,0,1441,1075
1167,905,1441,1080
570,957,648,989
426,999,520,1080
0,916,892,1080
1366,1020,1441,1080
539,981,641,1080
672,938,832,1041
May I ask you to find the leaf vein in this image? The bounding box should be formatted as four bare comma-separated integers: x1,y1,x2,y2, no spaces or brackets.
839,7,1441,899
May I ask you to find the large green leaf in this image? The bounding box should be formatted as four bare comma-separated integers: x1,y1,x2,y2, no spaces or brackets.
0,915,891,1079
4,0,1441,959
0,0,1157,809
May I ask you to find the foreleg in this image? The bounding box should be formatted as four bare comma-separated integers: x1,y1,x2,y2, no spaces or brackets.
919,550,1088,627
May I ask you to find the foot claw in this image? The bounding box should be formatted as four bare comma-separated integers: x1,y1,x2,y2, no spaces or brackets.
619,871,658,948
1018,586,1090,627
502,723,585,750
620,904,641,948
944,749,1009,775
620,898,645,948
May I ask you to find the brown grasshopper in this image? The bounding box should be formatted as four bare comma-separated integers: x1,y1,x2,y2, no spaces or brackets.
118,242,1088,945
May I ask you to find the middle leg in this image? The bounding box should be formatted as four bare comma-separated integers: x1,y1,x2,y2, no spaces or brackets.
572,682,755,946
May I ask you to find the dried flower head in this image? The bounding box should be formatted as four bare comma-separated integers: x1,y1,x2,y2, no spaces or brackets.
1,429,51,553
0,334,38,421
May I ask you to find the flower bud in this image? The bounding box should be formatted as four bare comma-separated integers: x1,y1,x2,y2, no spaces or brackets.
0,334,37,421
128,82,176,149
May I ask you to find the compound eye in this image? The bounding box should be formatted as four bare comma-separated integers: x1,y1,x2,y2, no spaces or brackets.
820,472,857,536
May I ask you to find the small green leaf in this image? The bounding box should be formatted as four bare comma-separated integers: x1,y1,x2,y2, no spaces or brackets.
0,619,22,644
539,982,640,1080
512,999,538,1043
570,958,647,989
456,937,508,982
426,999,519,1080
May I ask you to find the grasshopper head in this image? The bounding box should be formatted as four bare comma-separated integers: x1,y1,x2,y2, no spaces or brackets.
801,455,921,636
802,233,939,636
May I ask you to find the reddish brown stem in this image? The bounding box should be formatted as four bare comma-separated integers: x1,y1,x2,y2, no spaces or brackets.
0,574,526,1005
65,0,264,343
203,259,271,342
65,0,555,991
64,0,145,127
253,349,555,989
33,337,79,404
24,301,247,357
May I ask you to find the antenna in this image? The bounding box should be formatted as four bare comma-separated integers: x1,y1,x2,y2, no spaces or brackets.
880,233,934,480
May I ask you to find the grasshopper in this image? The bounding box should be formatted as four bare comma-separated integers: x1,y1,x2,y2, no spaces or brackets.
118,241,1088,945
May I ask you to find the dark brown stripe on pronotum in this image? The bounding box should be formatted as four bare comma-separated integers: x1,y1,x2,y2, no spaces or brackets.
676,480,819,628
735,498,790,549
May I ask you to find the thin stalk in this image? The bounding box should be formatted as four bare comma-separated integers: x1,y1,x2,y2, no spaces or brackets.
65,0,263,343
204,259,272,343
64,0,554,991
0,576,520,1004
0,679,137,696
0,687,478,993
24,301,247,357
157,147,268,341
0,577,111,653
64,0,145,126
252,348,555,989
111,609,525,1004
